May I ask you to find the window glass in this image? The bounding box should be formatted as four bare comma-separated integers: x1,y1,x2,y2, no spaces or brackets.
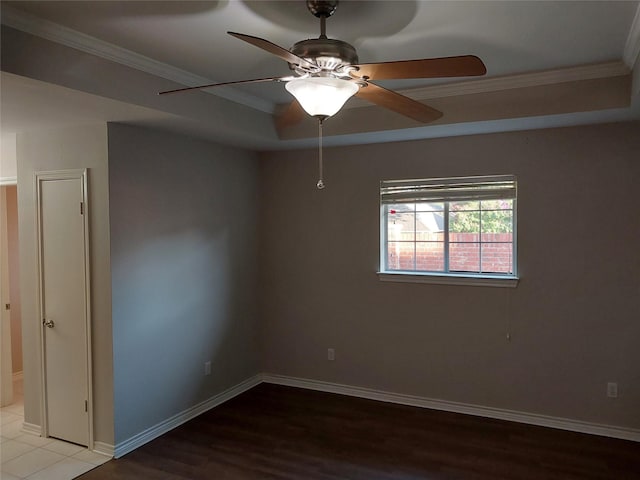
381,176,517,278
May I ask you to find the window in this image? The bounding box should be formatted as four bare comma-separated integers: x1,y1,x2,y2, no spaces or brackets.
379,175,517,286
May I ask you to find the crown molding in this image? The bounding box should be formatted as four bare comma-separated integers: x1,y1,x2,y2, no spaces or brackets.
346,61,630,110
0,5,275,114
624,3,640,69
2,3,634,117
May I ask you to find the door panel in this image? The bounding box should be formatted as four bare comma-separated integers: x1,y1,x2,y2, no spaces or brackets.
40,176,89,446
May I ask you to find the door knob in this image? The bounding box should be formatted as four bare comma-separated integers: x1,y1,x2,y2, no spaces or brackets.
43,319,55,328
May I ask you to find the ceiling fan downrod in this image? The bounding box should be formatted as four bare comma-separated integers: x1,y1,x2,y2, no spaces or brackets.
307,0,339,39
291,0,357,75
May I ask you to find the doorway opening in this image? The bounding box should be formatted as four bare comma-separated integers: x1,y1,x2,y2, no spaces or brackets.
1,184,22,410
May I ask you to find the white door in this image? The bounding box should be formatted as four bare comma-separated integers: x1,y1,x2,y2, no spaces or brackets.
37,170,91,446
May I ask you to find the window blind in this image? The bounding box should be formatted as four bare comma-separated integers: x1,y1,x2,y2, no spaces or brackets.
380,175,516,204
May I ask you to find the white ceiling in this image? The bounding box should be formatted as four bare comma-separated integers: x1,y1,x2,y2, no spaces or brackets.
1,0,639,149
0,71,176,132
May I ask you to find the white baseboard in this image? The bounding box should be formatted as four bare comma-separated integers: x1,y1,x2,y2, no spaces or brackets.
93,441,114,457
21,422,114,457
112,372,640,459
114,374,262,458
21,422,42,436
262,373,640,443
0,176,17,186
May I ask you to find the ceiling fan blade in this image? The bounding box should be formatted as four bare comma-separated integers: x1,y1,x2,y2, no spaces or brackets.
356,82,442,123
228,31,317,70
274,100,306,133
354,55,486,80
158,77,285,95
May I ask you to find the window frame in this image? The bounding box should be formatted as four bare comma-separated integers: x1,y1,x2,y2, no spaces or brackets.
378,175,518,287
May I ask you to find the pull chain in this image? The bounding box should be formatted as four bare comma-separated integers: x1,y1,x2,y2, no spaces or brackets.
317,118,325,189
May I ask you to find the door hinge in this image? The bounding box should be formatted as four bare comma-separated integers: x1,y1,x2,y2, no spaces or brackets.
85,400,88,412
80,202,84,215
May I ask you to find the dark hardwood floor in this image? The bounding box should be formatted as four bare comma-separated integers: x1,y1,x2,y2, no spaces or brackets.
80,383,640,479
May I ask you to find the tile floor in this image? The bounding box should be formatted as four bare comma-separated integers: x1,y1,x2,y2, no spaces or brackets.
1,377,111,479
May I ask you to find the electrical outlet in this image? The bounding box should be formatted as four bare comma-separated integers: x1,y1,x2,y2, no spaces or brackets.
204,361,211,376
607,382,618,398
327,348,335,361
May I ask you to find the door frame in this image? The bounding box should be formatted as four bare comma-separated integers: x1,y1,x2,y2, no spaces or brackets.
35,169,94,449
1,186,14,407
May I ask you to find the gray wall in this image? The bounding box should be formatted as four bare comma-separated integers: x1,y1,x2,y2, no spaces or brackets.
108,124,260,444
17,124,114,446
259,121,640,430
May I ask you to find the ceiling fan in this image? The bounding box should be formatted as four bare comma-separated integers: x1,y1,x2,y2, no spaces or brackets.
159,0,487,131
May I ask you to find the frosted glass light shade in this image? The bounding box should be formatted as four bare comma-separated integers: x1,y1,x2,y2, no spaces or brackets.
285,77,359,117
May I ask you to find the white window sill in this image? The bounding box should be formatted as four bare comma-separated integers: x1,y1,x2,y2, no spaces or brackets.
377,271,519,288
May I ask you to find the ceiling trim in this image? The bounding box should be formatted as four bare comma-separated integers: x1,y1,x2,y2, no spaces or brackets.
1,3,635,118
624,3,640,68
283,75,632,140
346,61,630,109
0,4,275,114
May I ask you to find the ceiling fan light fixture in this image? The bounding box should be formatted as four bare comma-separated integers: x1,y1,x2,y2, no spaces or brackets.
285,76,359,118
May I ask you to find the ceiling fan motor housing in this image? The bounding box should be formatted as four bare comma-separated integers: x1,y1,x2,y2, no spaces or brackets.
290,38,359,75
